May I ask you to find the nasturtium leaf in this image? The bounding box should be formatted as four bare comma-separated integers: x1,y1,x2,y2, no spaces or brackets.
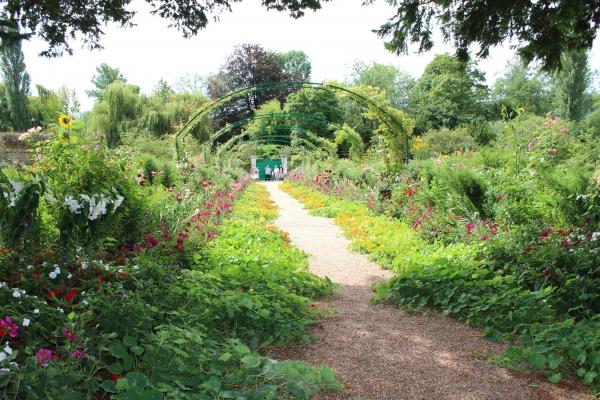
219,352,233,362
528,353,546,370
547,353,563,369
123,336,138,347
125,372,148,389
583,371,598,385
109,343,128,359
130,346,145,355
547,372,562,383
241,354,262,369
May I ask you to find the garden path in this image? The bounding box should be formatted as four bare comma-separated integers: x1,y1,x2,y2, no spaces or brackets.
262,181,593,400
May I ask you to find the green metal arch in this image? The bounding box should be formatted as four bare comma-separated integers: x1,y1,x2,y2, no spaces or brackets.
175,81,411,161
206,111,341,150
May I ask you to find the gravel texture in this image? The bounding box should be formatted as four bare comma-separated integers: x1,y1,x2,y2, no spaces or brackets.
262,182,594,400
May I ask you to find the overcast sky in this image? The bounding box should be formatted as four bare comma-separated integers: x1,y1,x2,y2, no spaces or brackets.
21,0,600,112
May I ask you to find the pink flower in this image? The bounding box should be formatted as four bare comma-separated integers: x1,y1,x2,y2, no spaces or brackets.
540,229,552,238
62,328,77,342
480,235,488,241
35,348,52,366
466,223,475,234
0,316,19,338
560,240,569,249
70,350,88,359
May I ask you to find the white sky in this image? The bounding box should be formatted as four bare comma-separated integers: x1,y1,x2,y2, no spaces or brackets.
21,0,600,112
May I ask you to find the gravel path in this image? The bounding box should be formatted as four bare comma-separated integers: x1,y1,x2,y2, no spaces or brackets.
262,182,593,400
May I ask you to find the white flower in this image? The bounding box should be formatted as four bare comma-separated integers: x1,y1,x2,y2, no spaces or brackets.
81,262,88,270
33,309,39,314
12,290,21,298
48,271,58,279
88,195,108,220
67,273,72,279
64,196,82,214
0,282,5,288
26,265,33,270
82,300,89,306
57,308,64,313
0,352,6,362
22,318,30,327
3,345,12,355
44,193,57,203
113,195,124,211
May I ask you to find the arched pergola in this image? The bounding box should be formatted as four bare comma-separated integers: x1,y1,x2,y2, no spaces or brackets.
175,81,412,163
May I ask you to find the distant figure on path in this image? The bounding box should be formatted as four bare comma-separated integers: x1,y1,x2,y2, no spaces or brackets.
264,165,272,181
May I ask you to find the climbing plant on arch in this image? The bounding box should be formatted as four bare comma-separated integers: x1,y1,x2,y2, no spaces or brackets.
175,81,414,164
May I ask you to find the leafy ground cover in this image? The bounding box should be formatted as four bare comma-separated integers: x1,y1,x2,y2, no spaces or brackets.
0,127,340,399
280,178,600,393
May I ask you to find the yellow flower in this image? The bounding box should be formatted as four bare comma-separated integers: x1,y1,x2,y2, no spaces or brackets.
58,114,73,129
516,107,525,115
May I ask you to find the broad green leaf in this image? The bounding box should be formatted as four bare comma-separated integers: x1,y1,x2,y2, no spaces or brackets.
528,352,546,370
241,354,262,369
547,353,563,369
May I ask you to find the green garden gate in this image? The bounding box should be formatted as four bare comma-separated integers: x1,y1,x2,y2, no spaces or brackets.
256,159,282,180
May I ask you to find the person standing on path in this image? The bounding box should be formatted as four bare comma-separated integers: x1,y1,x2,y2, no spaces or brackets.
264,165,272,181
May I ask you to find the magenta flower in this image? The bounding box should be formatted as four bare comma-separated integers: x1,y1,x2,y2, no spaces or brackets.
0,316,19,338
561,240,569,249
540,229,552,238
62,328,77,342
70,350,88,359
35,348,52,366
466,223,475,234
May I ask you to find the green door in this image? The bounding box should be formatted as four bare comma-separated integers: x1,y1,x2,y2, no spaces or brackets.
256,159,282,180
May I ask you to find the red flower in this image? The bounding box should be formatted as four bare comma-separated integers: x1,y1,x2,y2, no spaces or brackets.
466,223,475,234
540,229,552,238
46,288,61,299
144,234,158,249
404,187,415,197
64,288,79,302
561,240,569,249
62,328,77,342
111,374,120,383
480,235,488,241
543,267,553,276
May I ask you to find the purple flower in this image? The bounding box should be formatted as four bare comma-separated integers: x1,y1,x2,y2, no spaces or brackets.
35,348,52,366
70,350,88,359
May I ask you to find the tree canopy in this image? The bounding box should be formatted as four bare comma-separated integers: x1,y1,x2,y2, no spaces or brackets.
370,0,600,70
2,0,598,69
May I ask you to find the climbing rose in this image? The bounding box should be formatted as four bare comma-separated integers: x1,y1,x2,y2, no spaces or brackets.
35,348,52,366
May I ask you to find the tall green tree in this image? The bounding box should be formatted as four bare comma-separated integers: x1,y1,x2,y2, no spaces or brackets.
493,59,552,115
408,54,488,132
0,83,13,131
152,78,174,105
56,85,80,116
552,50,591,121
349,62,414,109
284,86,343,139
0,35,30,131
277,50,312,82
87,63,127,101
28,84,62,128
207,44,287,127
